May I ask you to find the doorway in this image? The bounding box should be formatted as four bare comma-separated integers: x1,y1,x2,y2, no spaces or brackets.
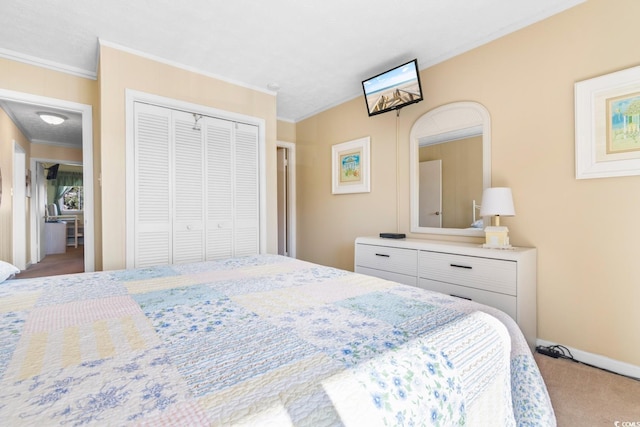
276,141,296,258
0,88,94,272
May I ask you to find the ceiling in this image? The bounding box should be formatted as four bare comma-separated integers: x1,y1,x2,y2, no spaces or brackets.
0,100,82,148
0,0,585,146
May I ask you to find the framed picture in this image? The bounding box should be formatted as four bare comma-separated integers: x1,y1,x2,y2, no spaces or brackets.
331,136,370,194
575,65,640,179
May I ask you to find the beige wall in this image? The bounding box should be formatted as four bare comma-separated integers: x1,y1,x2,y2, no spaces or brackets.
0,57,99,267
0,108,30,262
31,145,83,163
99,45,278,270
277,120,296,142
296,0,640,366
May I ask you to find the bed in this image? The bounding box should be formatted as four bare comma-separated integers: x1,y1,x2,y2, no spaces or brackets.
0,254,555,426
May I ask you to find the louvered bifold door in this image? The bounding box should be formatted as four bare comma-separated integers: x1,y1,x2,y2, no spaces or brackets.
205,118,234,260
233,123,259,256
134,103,172,267
172,111,205,264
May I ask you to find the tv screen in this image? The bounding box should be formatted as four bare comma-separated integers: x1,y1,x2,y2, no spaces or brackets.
362,59,423,117
46,164,59,180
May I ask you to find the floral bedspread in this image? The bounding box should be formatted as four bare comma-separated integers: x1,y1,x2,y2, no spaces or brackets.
0,255,555,426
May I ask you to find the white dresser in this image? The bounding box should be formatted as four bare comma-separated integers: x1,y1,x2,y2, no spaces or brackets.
44,221,67,255
354,236,537,349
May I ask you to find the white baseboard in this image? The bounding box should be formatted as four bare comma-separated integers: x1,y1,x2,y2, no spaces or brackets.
536,339,640,379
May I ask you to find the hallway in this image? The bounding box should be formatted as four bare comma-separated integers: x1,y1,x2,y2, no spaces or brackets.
14,246,84,279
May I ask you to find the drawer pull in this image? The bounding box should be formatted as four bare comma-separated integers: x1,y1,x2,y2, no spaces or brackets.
375,253,390,258
450,264,472,269
450,294,472,301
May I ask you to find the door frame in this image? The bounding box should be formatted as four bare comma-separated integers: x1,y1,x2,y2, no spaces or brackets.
12,142,26,269
0,88,95,272
276,141,296,258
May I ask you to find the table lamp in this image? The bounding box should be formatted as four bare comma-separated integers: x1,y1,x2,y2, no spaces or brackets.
479,187,515,248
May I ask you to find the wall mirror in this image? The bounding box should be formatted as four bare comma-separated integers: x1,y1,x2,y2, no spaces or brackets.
409,101,491,236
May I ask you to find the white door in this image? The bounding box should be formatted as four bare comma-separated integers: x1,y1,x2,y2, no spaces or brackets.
132,102,260,267
173,111,205,264
277,147,287,256
133,103,172,267
12,143,26,269
232,122,259,257
205,119,259,260
419,160,442,228
37,163,46,262
205,117,234,260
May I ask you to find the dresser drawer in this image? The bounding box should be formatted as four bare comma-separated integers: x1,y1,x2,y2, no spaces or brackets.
419,251,517,296
419,278,517,320
355,244,418,277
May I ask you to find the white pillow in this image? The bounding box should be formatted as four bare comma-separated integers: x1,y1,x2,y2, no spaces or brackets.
0,261,20,282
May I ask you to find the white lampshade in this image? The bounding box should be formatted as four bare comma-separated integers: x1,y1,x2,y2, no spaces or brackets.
479,187,515,217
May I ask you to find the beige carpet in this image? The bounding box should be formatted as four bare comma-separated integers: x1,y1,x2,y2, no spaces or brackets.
535,353,640,426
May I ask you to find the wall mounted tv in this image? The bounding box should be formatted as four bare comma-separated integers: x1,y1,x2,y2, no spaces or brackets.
46,164,59,180
362,59,423,117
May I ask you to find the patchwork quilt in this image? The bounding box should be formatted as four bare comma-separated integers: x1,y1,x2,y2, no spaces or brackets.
0,255,555,426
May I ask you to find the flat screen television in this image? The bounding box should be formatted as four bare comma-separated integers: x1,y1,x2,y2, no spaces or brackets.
46,164,59,180
362,59,423,117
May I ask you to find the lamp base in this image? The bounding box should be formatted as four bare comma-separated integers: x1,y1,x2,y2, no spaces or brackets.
483,225,511,249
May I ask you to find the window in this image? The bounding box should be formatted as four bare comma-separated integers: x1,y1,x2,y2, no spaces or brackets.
61,186,83,211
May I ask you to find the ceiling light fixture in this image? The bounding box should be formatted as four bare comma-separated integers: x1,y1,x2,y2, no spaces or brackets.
38,112,67,125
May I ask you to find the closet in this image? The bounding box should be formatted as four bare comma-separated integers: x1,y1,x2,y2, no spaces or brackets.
132,102,259,268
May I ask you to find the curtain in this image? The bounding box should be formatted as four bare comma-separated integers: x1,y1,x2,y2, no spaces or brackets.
50,171,83,207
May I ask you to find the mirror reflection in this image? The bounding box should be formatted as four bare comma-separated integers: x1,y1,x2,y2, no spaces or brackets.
418,134,483,229
409,101,491,236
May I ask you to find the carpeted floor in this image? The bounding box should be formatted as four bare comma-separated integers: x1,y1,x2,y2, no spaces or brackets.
14,245,84,279
535,352,640,426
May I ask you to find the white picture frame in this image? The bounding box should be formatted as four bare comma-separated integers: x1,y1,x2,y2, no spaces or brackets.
331,136,370,194
575,65,640,179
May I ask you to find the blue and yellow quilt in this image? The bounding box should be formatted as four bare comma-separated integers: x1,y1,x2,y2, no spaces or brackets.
0,255,555,426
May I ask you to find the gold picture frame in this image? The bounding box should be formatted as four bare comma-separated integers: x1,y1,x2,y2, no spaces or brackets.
331,136,370,194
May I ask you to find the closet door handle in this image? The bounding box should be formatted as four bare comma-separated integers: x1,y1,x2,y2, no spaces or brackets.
450,294,472,301
375,253,390,258
450,264,472,269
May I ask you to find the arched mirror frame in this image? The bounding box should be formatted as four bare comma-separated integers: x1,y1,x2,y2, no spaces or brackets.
409,101,491,236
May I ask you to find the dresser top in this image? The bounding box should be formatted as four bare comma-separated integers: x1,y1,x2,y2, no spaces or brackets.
356,236,536,261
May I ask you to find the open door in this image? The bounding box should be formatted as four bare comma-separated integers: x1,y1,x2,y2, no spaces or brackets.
276,142,296,258
277,147,288,256
36,163,46,262
12,143,26,269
